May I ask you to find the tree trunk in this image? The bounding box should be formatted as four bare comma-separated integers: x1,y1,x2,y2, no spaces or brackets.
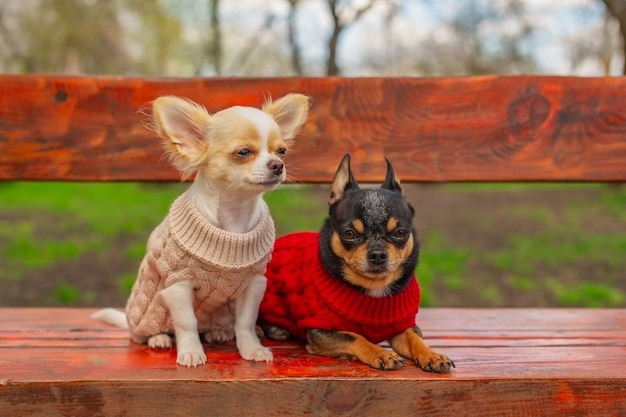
209,0,222,75
601,0,626,74
287,0,303,75
326,0,342,76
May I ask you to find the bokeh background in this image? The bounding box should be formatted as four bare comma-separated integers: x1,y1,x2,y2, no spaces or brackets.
1,0,625,307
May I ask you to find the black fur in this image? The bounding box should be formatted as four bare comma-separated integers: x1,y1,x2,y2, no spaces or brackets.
318,155,419,296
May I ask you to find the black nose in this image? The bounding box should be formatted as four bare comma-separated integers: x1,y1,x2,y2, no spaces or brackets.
267,160,284,176
368,250,388,266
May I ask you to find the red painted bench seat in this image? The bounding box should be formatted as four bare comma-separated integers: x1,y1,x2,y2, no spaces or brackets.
1,75,625,416
1,308,625,416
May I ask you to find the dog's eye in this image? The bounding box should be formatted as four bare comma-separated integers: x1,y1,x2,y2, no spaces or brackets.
236,149,252,158
393,228,410,240
341,229,357,241
277,148,286,156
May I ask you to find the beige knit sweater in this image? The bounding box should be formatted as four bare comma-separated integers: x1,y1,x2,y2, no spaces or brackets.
125,191,275,344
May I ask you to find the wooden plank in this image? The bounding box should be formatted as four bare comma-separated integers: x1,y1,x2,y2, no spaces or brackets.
2,378,624,417
1,75,626,182
2,343,626,380
1,308,625,416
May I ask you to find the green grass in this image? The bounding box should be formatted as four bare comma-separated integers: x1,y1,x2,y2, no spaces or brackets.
417,232,470,306
484,232,626,275
446,183,603,192
546,280,625,307
0,182,186,236
0,182,186,282
601,186,626,220
0,182,325,301
264,185,326,234
1,181,624,307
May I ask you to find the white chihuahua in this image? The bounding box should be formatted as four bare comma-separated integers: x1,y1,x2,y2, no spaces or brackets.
93,93,309,367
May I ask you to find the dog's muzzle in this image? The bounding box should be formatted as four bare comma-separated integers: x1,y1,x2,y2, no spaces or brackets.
267,160,284,176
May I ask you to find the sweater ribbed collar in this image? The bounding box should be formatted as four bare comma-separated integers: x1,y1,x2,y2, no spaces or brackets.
310,238,420,327
168,192,275,269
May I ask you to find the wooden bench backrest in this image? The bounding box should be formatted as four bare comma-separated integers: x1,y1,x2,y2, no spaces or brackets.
1,75,626,183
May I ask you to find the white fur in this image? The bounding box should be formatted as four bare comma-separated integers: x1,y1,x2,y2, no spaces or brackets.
233,106,274,140
158,280,207,366
92,93,309,367
90,308,128,328
234,274,273,361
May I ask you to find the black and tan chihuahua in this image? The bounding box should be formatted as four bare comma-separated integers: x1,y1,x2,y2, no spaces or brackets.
259,153,455,372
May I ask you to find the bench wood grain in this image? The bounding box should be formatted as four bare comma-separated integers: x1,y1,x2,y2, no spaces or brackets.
1,74,625,416
1,75,626,182
1,308,625,416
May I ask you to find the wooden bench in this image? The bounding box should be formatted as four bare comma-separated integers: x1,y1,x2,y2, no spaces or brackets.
1,75,625,416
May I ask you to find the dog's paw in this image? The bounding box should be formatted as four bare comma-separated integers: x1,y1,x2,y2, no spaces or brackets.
415,351,455,373
177,350,208,367
203,328,235,344
365,348,406,370
238,344,273,362
264,324,291,341
148,334,173,349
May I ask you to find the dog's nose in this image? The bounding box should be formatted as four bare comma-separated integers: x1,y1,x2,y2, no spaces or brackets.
267,160,284,176
368,250,388,266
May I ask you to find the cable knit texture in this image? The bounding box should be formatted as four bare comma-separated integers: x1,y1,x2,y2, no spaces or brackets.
259,232,420,344
126,191,275,344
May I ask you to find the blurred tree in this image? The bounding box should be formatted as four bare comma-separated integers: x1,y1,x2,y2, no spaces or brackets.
1,0,183,75
208,0,222,75
415,0,537,75
325,0,379,75
600,0,626,74
0,0,617,76
287,0,303,75
566,5,616,75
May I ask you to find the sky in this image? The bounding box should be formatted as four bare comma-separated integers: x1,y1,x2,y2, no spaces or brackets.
170,0,620,76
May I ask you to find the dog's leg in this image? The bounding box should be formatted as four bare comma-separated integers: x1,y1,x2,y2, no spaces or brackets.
202,302,236,344
148,333,173,349
258,322,291,341
234,274,273,362
389,326,455,373
159,280,207,367
307,329,406,370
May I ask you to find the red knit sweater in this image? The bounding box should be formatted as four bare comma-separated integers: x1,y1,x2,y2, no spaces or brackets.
259,232,420,344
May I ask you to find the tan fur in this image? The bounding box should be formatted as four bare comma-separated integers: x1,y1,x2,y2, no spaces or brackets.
94,93,310,367
262,93,310,139
307,330,406,370
352,219,365,234
330,231,415,294
306,154,454,372
329,155,352,205
152,96,211,179
389,327,453,372
307,327,453,372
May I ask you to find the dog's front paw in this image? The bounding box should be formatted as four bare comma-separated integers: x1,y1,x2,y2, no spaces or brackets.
175,333,207,367
415,351,455,373
264,324,291,341
177,350,208,367
204,328,235,344
364,348,406,370
148,334,173,349
238,343,273,362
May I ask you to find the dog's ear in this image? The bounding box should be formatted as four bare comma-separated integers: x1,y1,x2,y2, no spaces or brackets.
329,153,359,205
150,96,210,178
382,157,403,194
263,93,310,140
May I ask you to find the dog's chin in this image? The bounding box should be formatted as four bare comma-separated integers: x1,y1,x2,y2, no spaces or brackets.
359,263,395,279
359,269,390,280
349,269,395,297
248,178,283,190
